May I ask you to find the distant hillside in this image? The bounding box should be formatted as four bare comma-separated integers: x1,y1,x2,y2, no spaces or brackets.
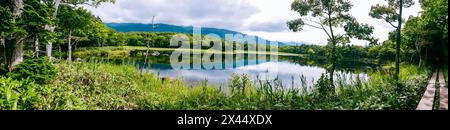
106,23,243,38
105,23,305,46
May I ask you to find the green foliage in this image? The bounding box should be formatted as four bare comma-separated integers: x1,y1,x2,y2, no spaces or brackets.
369,0,415,26
371,0,448,66
288,0,374,44
64,0,116,7
0,3,13,33
8,57,57,84
57,6,91,32
314,74,334,96
0,77,39,110
22,0,54,42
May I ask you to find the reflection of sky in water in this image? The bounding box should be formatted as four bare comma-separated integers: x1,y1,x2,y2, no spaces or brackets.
146,60,368,89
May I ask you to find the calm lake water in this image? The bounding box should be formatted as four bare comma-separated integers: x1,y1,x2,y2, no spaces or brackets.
122,54,372,89
85,50,373,89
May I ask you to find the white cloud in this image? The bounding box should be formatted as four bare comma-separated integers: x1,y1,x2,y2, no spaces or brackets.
85,0,422,46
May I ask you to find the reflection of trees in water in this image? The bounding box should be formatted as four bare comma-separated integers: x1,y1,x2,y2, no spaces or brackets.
86,50,377,74
280,56,377,74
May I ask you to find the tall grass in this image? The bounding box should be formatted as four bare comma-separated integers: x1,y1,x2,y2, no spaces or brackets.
0,60,431,110
444,65,448,87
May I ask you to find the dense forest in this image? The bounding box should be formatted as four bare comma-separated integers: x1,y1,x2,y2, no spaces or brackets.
0,0,447,110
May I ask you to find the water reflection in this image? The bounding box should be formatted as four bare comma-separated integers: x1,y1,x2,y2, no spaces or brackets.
85,52,372,88
142,59,368,89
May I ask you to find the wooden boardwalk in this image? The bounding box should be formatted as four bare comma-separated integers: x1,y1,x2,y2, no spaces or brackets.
417,69,448,110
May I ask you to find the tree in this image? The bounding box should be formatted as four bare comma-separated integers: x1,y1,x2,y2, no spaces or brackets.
0,3,14,66
419,0,448,65
287,0,373,91
57,6,90,63
401,16,425,66
82,16,110,47
22,0,53,58
145,16,156,66
369,0,415,86
1,0,53,71
307,48,316,58
7,0,26,72
45,0,115,59
43,0,61,59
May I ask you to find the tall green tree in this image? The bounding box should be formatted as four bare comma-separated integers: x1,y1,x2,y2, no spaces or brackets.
287,0,373,91
401,16,426,66
22,0,53,58
419,0,448,65
57,6,90,63
369,0,415,86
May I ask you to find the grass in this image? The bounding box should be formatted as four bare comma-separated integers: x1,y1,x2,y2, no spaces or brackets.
73,46,304,58
444,65,448,87
0,60,431,110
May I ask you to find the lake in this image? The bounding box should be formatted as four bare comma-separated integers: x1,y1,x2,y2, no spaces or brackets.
101,52,373,89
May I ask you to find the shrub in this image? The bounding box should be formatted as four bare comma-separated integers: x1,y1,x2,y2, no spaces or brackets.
0,77,39,110
0,64,7,76
8,57,57,84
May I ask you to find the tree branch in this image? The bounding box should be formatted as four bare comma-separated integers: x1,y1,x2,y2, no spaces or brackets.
380,16,398,28
304,23,323,30
304,18,323,25
318,17,333,40
386,20,398,28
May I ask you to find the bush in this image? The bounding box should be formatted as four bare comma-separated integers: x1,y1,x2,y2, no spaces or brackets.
0,77,39,110
0,64,7,76
8,57,57,84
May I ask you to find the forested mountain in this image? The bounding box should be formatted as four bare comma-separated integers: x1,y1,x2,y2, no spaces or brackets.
106,23,305,46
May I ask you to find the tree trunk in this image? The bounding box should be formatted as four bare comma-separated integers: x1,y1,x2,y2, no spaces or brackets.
46,42,52,58
58,43,62,60
9,0,24,71
327,4,336,91
1,33,6,65
13,0,23,16
415,35,422,67
395,0,403,87
34,35,39,58
67,30,72,63
10,37,24,71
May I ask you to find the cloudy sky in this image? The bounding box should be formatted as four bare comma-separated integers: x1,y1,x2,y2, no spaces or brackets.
85,0,422,46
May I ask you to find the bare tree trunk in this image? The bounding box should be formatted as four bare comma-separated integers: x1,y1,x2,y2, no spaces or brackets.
67,30,72,63
34,35,39,58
